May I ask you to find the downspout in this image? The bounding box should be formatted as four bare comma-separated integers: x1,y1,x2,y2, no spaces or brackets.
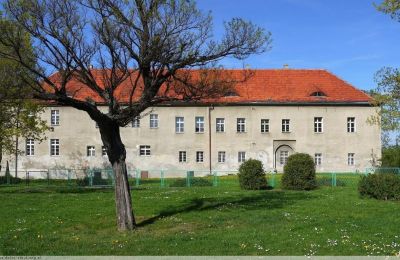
208,105,214,175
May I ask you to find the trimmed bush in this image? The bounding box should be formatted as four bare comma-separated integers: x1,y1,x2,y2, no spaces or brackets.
358,173,400,200
0,175,22,185
282,153,317,190
170,177,212,187
238,159,268,190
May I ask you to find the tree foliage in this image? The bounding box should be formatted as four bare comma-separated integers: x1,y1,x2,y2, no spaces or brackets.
0,0,271,230
371,1,400,145
0,18,48,172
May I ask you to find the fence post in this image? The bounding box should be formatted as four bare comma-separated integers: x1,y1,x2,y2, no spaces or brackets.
135,169,140,187
212,171,218,187
331,172,337,187
88,169,93,187
160,170,165,188
186,171,193,187
47,170,50,186
270,172,276,188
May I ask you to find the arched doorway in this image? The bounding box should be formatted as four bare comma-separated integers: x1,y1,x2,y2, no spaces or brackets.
274,144,294,172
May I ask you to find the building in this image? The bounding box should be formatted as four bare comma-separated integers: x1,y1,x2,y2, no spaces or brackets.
5,69,381,177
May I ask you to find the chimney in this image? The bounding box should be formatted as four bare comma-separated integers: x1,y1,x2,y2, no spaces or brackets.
283,64,289,69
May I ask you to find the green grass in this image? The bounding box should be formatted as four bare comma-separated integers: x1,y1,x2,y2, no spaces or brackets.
0,175,399,256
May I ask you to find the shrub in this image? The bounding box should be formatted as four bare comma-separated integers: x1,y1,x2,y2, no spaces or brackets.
358,173,400,200
238,159,268,190
0,176,22,185
282,153,317,190
76,177,89,186
170,177,212,187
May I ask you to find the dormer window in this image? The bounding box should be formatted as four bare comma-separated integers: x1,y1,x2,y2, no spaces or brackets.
310,91,326,97
224,91,239,97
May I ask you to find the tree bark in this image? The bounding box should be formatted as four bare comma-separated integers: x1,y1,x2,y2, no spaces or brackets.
98,120,136,231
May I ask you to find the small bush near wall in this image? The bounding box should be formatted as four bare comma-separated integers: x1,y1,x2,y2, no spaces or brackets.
0,176,22,185
359,173,400,200
282,153,317,190
238,159,268,190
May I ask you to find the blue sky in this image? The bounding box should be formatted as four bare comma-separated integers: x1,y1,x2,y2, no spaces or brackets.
197,0,400,91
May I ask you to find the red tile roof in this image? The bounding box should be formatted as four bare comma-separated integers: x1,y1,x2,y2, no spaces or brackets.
48,69,372,105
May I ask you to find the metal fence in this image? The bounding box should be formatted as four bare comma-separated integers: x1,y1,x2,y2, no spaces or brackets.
1,167,399,189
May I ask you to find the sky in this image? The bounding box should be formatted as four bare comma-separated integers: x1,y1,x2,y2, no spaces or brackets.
197,0,400,92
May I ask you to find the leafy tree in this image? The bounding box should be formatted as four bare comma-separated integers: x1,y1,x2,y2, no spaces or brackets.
0,20,48,176
0,0,271,230
380,145,400,167
370,1,400,145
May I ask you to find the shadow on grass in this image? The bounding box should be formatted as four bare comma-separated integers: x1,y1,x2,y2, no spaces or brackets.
0,186,116,194
138,190,313,227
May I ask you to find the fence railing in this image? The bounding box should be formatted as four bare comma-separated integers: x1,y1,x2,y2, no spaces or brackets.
1,167,399,189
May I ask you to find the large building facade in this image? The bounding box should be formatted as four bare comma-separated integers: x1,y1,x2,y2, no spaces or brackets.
4,69,381,176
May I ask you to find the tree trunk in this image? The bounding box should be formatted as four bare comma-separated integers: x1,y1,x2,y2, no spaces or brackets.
98,121,136,231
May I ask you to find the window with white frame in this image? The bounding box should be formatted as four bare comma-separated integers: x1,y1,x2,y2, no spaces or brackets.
237,118,246,133
50,139,59,156
216,118,225,132
132,117,140,128
238,151,246,163
149,114,158,128
261,119,270,133
314,153,322,166
282,119,290,132
196,151,204,163
102,146,107,156
51,110,59,126
179,151,187,162
218,151,226,163
314,117,323,133
175,117,184,133
26,139,34,156
280,151,289,165
195,116,204,133
87,146,96,157
139,145,151,156
348,153,355,166
347,117,356,133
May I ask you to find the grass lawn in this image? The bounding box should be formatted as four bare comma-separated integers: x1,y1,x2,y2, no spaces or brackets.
0,175,399,256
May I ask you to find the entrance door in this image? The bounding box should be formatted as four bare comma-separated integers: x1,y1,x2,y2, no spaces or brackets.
274,145,294,172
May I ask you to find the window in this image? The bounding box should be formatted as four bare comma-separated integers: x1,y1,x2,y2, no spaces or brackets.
261,119,270,133
50,139,59,156
237,118,246,133
139,145,151,156
310,91,326,97
216,118,225,132
150,114,158,128
179,151,187,162
26,139,34,156
195,116,204,133
196,151,204,163
238,151,246,163
95,122,99,128
132,117,140,128
102,146,107,156
348,153,355,166
347,117,355,133
175,117,184,133
218,151,226,163
314,153,322,166
51,110,59,126
314,117,323,133
282,119,290,132
87,146,96,157
280,151,289,165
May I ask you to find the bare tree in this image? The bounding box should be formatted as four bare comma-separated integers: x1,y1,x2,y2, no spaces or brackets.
0,0,271,231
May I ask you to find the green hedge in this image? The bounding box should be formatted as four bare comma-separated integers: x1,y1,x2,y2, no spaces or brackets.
359,173,400,200
282,153,317,190
170,177,212,187
238,159,268,190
